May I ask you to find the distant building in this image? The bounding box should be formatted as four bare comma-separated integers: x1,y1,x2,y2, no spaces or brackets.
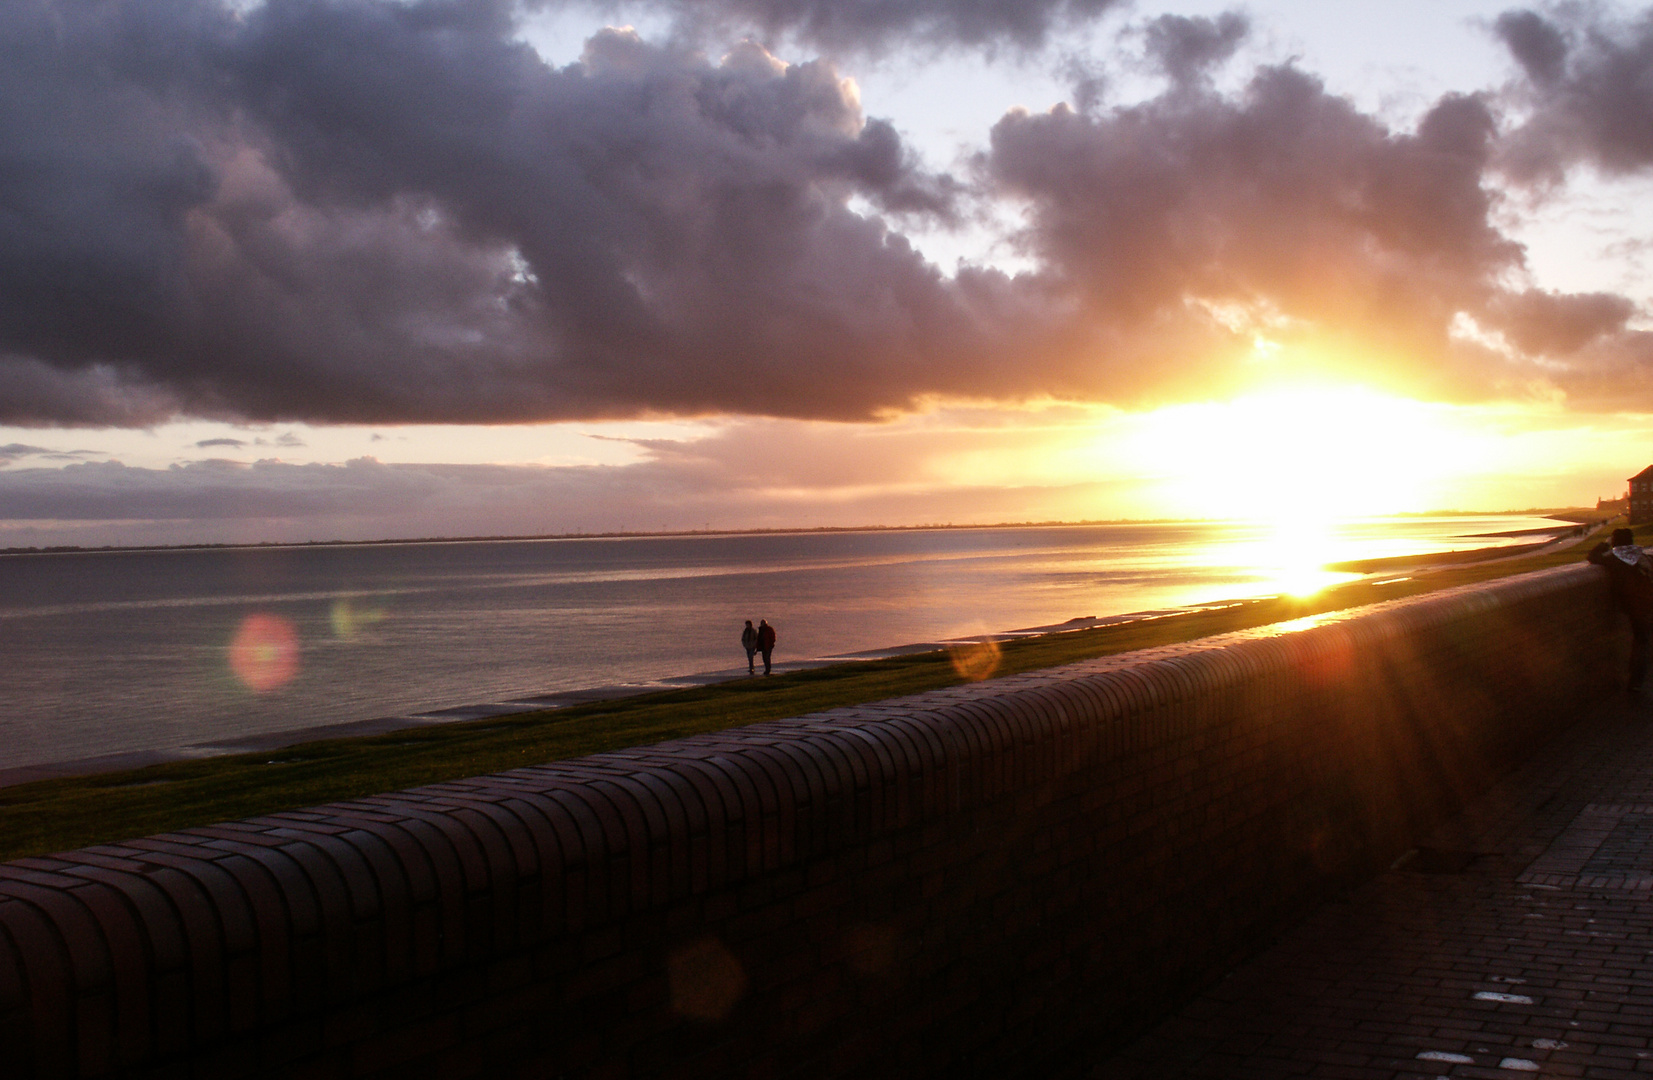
1632,466,1653,525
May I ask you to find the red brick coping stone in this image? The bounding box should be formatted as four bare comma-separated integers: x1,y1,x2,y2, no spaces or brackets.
0,564,1624,1078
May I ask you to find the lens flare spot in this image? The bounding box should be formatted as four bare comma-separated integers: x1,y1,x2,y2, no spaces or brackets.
330,598,385,640
949,639,1002,681
667,937,747,1022
229,613,300,693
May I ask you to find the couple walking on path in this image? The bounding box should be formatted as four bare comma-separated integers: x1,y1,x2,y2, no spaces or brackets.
741,619,777,676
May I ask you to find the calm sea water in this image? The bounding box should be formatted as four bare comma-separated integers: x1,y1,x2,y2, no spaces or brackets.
0,516,1566,771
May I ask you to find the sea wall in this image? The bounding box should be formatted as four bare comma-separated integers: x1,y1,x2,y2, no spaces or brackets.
0,564,1625,1078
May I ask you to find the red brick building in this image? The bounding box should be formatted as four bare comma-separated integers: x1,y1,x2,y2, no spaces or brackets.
1632,465,1653,525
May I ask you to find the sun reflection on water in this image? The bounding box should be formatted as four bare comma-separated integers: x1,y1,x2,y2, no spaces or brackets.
1245,514,1362,599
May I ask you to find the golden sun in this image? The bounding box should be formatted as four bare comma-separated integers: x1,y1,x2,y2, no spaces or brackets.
1120,385,1492,597
1126,386,1481,523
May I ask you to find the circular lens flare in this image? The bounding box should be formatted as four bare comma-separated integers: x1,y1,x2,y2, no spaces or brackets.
229,613,300,693
330,598,385,640
949,639,1003,681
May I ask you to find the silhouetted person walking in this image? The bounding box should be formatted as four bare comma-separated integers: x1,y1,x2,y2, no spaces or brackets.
757,619,776,676
1588,527,1653,696
740,620,759,675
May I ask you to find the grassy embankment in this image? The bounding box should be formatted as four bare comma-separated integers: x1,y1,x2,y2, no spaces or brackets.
0,524,1617,863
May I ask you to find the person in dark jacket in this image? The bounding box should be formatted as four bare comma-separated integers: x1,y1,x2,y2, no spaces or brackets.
740,620,759,675
756,619,777,676
1588,527,1653,694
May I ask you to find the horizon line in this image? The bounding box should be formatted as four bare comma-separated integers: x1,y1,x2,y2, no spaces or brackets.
0,506,1607,558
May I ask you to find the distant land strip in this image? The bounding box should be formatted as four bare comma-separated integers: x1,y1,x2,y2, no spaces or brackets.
0,519,1619,863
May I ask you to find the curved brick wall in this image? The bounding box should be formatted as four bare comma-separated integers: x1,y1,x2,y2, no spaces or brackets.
0,564,1625,1078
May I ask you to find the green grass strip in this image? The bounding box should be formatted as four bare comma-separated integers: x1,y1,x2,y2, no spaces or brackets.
0,527,1614,863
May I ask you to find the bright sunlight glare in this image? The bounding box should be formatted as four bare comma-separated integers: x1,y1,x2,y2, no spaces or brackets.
1122,387,1485,523
1244,514,1363,598
1113,386,1495,599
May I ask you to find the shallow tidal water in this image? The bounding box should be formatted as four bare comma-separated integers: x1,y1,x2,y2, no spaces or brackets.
0,516,1563,771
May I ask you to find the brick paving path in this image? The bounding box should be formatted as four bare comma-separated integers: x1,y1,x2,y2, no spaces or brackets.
1099,701,1653,1079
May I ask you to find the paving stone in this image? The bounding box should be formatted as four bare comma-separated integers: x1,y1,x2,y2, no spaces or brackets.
1095,703,1653,1079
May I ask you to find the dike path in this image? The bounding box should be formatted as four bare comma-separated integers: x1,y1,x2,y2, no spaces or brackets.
1099,695,1653,1079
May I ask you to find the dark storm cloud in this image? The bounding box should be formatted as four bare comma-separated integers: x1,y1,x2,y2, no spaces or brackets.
981,65,1552,401
1141,12,1249,85
1495,9,1570,87
1471,4,1653,408
1473,288,1653,412
1495,5,1653,181
648,0,1128,52
1482,288,1636,357
3,0,1079,425
4,0,1653,427
0,356,183,427
0,0,570,423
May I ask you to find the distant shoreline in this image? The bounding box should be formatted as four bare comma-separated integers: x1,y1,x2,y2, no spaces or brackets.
0,507,1604,557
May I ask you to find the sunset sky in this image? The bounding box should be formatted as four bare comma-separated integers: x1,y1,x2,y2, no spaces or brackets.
5,0,1653,545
